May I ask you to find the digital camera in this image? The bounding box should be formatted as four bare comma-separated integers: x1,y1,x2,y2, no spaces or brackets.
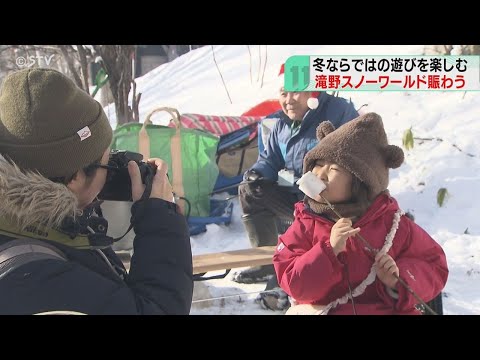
97,150,156,201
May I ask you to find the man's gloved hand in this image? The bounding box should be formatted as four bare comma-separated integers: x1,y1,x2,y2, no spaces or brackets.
241,170,278,198
241,170,264,197
243,169,262,183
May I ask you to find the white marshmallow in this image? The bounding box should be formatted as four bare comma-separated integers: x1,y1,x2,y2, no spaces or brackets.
296,171,326,199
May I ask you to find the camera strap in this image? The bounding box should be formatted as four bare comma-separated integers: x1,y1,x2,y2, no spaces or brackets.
111,171,154,243
0,217,114,250
112,224,134,243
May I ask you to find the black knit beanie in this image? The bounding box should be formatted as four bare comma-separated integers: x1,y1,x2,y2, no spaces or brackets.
0,68,112,178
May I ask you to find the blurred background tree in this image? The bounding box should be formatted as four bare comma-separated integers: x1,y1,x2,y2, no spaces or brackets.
0,45,205,126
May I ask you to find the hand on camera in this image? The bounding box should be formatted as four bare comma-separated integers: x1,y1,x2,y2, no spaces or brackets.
128,158,174,203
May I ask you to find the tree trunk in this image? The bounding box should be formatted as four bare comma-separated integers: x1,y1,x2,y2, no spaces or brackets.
93,45,136,126
58,45,84,91
162,45,181,62
76,45,90,94
466,45,480,55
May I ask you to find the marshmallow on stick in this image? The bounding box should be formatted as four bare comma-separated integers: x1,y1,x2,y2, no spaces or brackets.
296,171,326,199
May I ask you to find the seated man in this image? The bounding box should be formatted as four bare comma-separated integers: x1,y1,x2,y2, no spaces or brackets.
233,64,359,284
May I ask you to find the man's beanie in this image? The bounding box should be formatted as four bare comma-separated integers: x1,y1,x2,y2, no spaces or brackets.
278,63,320,109
0,68,113,178
303,113,404,200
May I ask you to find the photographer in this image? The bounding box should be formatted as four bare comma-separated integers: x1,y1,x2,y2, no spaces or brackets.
0,68,193,315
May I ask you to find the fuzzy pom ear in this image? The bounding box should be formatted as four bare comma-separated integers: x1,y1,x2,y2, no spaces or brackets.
362,112,383,124
384,145,404,168
316,121,335,141
307,97,319,110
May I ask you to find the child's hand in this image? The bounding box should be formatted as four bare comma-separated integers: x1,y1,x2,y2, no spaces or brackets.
375,252,399,289
329,218,361,256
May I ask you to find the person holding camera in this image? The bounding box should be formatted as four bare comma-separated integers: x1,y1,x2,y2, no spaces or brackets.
233,64,359,286
0,68,193,314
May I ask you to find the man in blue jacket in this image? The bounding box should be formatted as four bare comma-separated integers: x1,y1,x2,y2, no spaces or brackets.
233,64,359,284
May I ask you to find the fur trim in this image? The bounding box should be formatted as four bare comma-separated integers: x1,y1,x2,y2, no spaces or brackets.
318,209,404,315
0,155,79,231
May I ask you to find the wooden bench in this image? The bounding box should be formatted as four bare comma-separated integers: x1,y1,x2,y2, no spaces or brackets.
116,247,444,314
192,246,276,274
116,245,277,275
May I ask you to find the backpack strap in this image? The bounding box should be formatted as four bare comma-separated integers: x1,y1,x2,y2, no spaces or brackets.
0,238,67,279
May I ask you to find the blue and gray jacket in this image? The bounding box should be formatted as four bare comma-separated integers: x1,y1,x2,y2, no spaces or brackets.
250,92,359,193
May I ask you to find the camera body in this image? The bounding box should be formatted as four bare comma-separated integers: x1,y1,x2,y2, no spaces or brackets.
98,150,156,201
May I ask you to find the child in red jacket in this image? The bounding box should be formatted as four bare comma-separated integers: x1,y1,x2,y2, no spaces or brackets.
273,113,448,315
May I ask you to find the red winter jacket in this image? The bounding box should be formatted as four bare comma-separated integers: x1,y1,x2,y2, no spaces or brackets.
273,193,448,315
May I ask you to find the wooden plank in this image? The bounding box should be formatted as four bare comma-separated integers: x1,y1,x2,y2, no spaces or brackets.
116,246,277,275
193,246,276,274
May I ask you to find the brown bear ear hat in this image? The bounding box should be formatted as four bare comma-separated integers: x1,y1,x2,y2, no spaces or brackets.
303,112,404,201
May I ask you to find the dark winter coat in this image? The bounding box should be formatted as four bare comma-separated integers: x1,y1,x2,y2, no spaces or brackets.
250,92,358,193
0,155,193,315
273,193,448,315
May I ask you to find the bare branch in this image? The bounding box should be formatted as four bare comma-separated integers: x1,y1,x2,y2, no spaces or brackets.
257,45,261,82
443,45,453,55
131,79,142,122
211,45,232,104
93,45,135,125
34,45,63,53
260,45,268,88
247,45,252,85
161,45,170,54
414,136,476,157
76,45,90,94
0,45,20,54
58,45,84,90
